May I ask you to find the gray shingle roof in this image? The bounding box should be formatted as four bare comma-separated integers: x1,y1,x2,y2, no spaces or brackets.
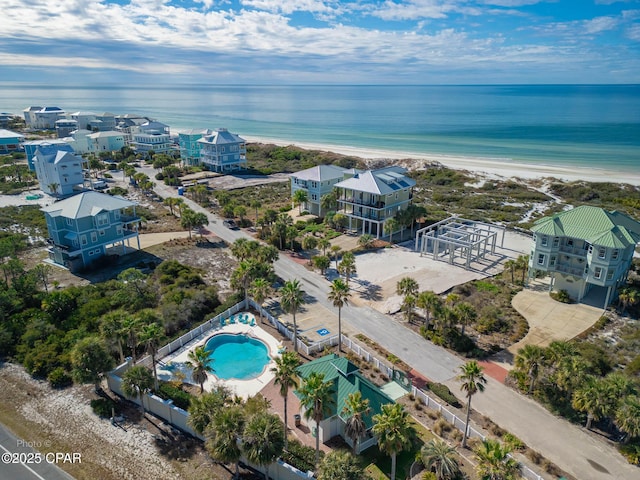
41,192,136,219
290,164,349,182
334,166,415,195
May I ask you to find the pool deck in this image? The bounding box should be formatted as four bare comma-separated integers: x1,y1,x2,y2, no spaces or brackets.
156,312,283,399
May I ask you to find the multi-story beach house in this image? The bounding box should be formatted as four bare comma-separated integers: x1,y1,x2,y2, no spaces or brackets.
197,128,246,172
42,191,140,272
0,129,25,153
87,131,126,153
0,113,15,129
114,114,153,144
528,205,640,307
131,121,171,156
69,111,97,131
295,354,393,454
32,145,85,197
334,166,416,238
63,129,95,154
23,106,41,127
33,107,66,130
92,112,116,132
178,128,213,165
289,164,353,217
55,119,78,138
23,139,74,170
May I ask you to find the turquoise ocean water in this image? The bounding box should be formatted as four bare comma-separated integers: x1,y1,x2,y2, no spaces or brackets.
1,84,638,174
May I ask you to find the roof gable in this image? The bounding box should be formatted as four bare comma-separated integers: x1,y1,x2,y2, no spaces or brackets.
290,164,349,182
41,192,136,219
334,166,416,195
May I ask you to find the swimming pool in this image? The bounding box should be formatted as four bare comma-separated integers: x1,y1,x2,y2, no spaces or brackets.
204,334,271,380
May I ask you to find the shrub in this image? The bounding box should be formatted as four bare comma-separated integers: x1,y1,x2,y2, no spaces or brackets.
428,383,461,408
503,432,525,451
619,442,640,465
433,418,452,436
550,289,571,303
281,439,321,472
47,367,73,389
91,397,119,418
526,449,543,465
156,382,192,410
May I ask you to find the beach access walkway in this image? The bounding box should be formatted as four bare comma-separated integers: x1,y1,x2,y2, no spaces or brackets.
144,169,638,480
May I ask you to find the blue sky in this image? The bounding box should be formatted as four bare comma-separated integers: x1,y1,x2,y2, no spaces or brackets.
1,0,639,84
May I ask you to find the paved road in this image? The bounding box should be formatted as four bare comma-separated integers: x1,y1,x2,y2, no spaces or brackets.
0,423,75,480
148,173,638,480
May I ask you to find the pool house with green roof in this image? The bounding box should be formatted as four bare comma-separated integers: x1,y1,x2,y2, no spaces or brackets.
528,205,640,307
294,354,395,454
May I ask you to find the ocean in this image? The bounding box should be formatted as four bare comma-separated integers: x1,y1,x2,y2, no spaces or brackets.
1,84,639,174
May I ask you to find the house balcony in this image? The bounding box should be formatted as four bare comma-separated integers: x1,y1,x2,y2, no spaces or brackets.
340,210,384,221
558,244,588,256
119,215,140,224
553,263,586,277
338,197,385,209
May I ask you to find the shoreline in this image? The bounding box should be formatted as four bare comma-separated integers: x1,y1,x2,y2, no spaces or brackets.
243,135,640,186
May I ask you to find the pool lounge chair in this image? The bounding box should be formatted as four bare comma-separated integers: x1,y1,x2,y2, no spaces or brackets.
240,315,248,324
220,317,226,327
249,317,256,327
230,316,236,324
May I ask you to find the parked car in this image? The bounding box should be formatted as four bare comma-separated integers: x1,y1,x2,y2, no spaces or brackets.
223,219,239,230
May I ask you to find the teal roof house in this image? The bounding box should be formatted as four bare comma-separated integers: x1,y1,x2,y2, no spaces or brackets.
289,165,353,217
33,146,85,197
197,128,246,173
529,205,640,307
0,129,24,153
179,129,213,166
334,166,416,239
42,192,140,273
295,354,395,453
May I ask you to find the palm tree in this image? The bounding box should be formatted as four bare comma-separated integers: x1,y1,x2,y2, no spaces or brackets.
313,255,331,275
338,251,357,286
328,278,350,353
474,439,519,480
121,365,154,414
384,217,399,241
504,259,516,284
342,391,371,455
249,278,272,323
372,403,416,480
186,345,215,393
48,182,60,196
420,439,461,480
515,254,529,284
250,199,262,225
100,310,127,363
320,191,337,215
455,302,477,336
330,245,342,270
270,351,301,448
242,412,285,480
572,376,614,430
120,315,142,363
615,395,640,442
396,276,419,297
206,405,245,479
317,450,365,480
298,372,336,466
617,287,640,313
358,233,375,250
138,322,165,390
187,386,233,435
416,291,442,331
317,237,331,256
280,279,306,352
514,344,545,394
402,293,416,324
458,360,487,448
293,189,308,213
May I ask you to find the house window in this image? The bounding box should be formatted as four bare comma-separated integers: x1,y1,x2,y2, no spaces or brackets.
553,237,559,247
598,247,606,259
88,250,94,256
594,267,602,279
66,217,73,226
99,229,105,236
607,270,614,280
80,235,87,246
588,244,593,254
612,250,619,260
97,213,109,226
541,236,548,246
537,254,545,265
116,226,123,235
91,232,97,242
550,256,556,267
567,239,574,247
114,210,120,220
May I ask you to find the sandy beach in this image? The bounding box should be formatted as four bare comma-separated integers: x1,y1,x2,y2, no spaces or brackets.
243,135,640,186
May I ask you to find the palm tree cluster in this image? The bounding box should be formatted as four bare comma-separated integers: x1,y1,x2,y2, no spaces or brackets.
503,255,530,285
229,238,279,302
187,387,284,480
511,340,640,441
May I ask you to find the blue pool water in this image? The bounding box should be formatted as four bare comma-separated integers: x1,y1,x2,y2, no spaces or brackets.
204,334,270,380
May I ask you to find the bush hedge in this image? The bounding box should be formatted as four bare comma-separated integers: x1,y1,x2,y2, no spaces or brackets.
156,382,192,410
428,383,461,408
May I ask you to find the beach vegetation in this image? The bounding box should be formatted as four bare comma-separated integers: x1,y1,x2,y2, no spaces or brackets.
246,144,365,175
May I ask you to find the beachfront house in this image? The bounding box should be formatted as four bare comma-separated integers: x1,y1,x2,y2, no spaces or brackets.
33,146,85,197
528,205,640,307
178,128,213,166
63,129,96,154
295,354,394,454
23,140,75,171
69,111,97,131
334,166,416,238
88,131,126,153
55,119,78,138
92,112,116,132
114,114,154,144
0,129,25,153
33,107,66,130
197,128,246,173
42,191,140,272
289,164,353,217
23,106,41,127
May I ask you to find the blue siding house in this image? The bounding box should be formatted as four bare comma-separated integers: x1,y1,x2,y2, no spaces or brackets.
179,128,213,165
42,192,140,272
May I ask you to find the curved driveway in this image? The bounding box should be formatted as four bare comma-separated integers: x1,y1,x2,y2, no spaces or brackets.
147,171,637,480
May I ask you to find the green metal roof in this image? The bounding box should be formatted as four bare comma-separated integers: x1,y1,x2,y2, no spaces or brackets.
295,354,395,429
531,205,640,248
